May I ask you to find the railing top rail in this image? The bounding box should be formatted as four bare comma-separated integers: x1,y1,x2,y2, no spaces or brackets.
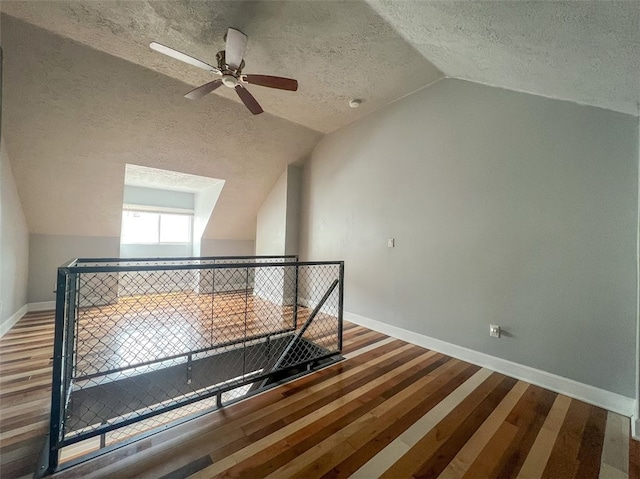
60,258,79,268
59,260,344,274
74,255,298,264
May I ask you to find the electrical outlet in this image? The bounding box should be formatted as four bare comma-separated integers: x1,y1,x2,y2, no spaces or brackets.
387,238,395,248
489,325,501,338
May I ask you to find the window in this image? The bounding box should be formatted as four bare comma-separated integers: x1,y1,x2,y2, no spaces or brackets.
121,209,192,244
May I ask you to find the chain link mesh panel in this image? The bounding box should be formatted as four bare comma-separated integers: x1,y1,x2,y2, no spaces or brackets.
52,258,342,459
276,264,341,369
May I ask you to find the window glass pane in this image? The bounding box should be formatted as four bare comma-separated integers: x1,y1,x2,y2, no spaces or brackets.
159,214,191,243
121,211,159,244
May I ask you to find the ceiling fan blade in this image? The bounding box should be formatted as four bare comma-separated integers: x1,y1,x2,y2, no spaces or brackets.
150,42,219,73
244,75,298,91
225,28,247,70
184,79,223,100
235,85,263,115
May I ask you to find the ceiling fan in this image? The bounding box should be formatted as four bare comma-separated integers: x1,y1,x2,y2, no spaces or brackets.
150,28,298,115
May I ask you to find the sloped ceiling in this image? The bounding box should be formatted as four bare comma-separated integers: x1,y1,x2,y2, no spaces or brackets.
1,1,638,242
0,0,443,133
3,0,638,124
367,0,640,116
1,16,321,239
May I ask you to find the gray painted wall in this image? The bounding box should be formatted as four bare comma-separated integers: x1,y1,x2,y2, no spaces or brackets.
119,244,191,258
256,169,287,256
192,183,225,257
0,140,29,327
28,234,120,303
27,235,255,303
254,165,302,305
285,166,303,256
201,239,255,257
256,165,303,257
637,116,640,419
300,78,638,397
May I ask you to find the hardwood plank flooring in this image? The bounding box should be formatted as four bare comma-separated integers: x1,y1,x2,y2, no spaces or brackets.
0,311,55,479
630,439,640,479
0,306,636,478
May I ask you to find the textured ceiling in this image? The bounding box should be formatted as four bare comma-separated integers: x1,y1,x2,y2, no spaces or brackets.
2,0,638,125
1,16,321,239
0,0,443,133
367,0,640,115
1,1,638,243
125,164,223,193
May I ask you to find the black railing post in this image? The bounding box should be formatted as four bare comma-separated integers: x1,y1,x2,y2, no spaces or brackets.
47,268,69,474
99,421,106,449
243,266,249,376
338,262,345,352
187,354,193,385
293,264,299,330
64,273,78,398
214,261,216,346
73,273,80,378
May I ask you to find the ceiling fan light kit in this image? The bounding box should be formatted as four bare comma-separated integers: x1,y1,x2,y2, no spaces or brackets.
221,75,238,88
150,27,298,115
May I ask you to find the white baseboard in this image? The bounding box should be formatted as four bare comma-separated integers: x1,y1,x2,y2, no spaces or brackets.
28,301,56,312
0,304,28,338
299,297,337,315
299,297,312,308
345,311,635,417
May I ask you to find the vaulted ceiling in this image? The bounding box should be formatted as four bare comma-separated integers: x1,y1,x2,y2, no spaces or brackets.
0,15,322,239
0,0,444,133
1,1,638,241
368,0,640,116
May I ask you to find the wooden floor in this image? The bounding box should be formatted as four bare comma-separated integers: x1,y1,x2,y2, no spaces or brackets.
1,309,638,478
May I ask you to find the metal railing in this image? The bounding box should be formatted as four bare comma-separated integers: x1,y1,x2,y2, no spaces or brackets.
43,255,344,474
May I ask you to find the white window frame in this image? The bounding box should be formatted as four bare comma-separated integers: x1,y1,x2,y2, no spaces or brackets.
121,205,193,245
